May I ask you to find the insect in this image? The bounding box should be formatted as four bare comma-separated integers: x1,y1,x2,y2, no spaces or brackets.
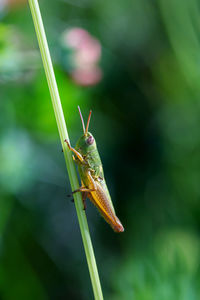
65,107,124,233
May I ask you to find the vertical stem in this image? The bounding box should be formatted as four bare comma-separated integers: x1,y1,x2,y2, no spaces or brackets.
28,1,103,299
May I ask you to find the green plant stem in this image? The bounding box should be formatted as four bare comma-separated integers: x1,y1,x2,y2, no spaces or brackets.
28,1,103,299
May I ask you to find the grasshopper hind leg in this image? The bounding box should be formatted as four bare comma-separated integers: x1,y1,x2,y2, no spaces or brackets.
67,190,87,209
82,192,87,210
70,186,95,210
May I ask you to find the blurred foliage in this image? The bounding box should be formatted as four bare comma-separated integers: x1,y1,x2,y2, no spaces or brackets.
1,0,200,299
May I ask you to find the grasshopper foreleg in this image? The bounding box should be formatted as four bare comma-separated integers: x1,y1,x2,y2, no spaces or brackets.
64,139,84,162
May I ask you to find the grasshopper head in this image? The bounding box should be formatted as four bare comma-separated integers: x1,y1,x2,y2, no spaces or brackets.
75,132,96,155
75,106,96,154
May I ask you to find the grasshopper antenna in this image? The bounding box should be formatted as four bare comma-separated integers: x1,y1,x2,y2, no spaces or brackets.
85,110,92,135
78,106,86,133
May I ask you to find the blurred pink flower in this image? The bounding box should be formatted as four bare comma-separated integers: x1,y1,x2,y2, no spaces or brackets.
64,28,90,49
62,27,102,86
9,0,26,5
75,37,101,67
71,66,102,86
1,0,26,8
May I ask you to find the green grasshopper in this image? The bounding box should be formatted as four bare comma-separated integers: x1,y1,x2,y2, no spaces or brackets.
65,107,124,233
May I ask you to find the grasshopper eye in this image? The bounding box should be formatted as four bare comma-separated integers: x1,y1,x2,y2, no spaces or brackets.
86,135,94,145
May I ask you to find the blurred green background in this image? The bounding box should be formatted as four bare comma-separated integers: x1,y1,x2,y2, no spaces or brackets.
1,0,200,299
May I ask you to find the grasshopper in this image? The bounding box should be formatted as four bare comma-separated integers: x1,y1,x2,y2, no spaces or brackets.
65,107,124,233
